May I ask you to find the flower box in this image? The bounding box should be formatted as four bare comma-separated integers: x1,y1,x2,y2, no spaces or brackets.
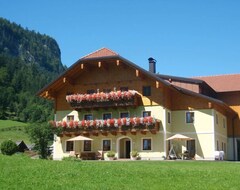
66,90,138,109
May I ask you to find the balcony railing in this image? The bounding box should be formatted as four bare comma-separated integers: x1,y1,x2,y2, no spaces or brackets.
50,116,160,136
66,90,139,109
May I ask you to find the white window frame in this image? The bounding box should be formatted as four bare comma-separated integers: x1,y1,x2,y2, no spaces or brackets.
119,111,130,118
83,113,93,120
102,139,112,151
65,140,75,152
223,118,226,128
141,137,152,151
67,115,74,122
102,112,112,120
216,113,218,125
142,111,151,117
167,111,171,124
185,111,194,124
82,140,92,152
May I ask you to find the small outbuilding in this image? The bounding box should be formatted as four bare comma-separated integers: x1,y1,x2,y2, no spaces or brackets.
16,141,29,152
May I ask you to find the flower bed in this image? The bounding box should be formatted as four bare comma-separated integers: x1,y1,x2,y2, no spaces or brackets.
50,116,157,131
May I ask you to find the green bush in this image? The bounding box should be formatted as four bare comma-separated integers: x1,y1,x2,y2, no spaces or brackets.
107,151,116,157
0,140,18,155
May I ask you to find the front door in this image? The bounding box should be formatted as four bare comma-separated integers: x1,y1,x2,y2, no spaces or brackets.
118,138,131,159
126,140,131,158
237,140,240,161
187,140,196,158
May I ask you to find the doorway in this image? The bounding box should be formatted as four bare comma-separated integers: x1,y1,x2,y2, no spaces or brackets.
237,140,240,161
125,140,131,158
187,140,196,158
118,137,131,159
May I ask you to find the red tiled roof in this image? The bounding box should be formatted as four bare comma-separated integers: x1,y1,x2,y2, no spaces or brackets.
81,47,118,59
194,74,240,92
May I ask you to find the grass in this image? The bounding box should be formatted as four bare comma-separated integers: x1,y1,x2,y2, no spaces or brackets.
0,120,30,144
0,120,27,128
1,154,240,190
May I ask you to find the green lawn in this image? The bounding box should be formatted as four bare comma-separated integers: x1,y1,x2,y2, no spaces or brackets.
0,154,240,190
0,120,30,144
0,120,27,128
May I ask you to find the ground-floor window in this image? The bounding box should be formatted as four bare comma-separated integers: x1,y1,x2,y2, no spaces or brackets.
66,141,74,152
142,138,152,150
84,140,92,151
102,139,111,151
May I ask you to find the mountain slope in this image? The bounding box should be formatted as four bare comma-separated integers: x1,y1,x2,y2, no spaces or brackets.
0,17,66,122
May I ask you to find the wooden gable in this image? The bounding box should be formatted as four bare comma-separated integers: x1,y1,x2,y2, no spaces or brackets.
37,48,173,108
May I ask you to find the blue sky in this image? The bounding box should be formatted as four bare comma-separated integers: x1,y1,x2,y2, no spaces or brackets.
1,0,240,77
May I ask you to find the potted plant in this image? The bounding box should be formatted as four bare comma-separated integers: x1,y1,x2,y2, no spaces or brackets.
131,150,139,160
107,151,116,160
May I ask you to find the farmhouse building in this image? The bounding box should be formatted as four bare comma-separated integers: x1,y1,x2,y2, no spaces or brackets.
38,48,240,160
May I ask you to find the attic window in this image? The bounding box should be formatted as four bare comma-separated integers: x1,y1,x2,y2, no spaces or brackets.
103,89,111,93
143,86,151,96
87,89,95,94
66,92,73,95
120,87,128,92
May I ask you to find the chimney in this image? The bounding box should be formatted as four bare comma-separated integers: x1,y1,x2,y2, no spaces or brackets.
148,57,156,73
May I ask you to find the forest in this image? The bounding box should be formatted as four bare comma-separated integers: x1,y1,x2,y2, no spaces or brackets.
0,17,66,122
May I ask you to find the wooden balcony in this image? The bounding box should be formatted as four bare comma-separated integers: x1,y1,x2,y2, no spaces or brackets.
66,90,140,110
54,119,160,137
69,97,138,110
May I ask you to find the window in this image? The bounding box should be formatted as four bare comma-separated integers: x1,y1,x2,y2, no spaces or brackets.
66,141,73,152
167,111,171,124
120,112,129,118
143,86,151,96
87,89,95,94
66,91,73,95
216,140,219,151
84,114,93,120
142,138,152,150
120,87,128,92
67,115,74,122
83,140,92,151
143,111,151,117
103,113,112,120
102,140,111,151
223,118,226,128
103,89,111,93
186,112,194,123
216,114,218,125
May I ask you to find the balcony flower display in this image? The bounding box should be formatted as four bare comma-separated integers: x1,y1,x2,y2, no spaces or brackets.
51,116,157,130
66,90,137,103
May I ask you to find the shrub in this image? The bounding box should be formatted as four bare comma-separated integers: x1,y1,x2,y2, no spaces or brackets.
0,140,18,155
107,151,115,158
131,150,139,157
